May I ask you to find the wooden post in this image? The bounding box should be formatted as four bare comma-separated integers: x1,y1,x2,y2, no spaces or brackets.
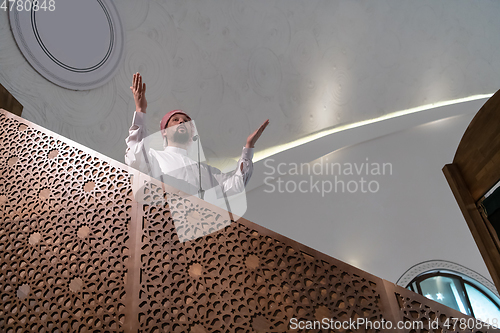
0,83,23,116
443,163,500,291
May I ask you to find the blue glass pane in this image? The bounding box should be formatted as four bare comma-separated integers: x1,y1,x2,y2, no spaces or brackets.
419,276,471,316
464,284,500,327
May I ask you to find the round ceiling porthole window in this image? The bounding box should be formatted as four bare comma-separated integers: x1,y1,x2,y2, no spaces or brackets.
9,0,124,90
398,260,500,324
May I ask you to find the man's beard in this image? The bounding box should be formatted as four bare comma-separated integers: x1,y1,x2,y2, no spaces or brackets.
173,129,190,144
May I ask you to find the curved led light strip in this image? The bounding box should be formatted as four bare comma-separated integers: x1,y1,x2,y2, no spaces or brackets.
253,93,494,162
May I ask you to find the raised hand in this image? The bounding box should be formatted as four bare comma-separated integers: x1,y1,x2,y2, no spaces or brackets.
130,72,147,113
246,119,269,148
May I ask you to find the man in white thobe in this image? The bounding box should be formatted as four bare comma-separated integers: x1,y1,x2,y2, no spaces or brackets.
125,72,269,200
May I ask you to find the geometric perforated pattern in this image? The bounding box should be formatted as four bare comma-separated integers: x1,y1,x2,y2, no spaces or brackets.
0,112,131,332
395,289,489,333
135,181,231,243
1,109,497,333
138,208,386,332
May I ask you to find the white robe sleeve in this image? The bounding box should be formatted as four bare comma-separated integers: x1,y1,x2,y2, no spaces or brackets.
211,147,254,196
124,112,151,174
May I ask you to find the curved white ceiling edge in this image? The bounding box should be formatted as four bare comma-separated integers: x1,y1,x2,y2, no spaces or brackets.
242,93,493,192
396,259,498,297
255,93,494,163
9,0,124,90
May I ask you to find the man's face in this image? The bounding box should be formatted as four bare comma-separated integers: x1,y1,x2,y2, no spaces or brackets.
163,114,193,145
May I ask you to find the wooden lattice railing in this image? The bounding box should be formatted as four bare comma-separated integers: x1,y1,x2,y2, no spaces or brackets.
0,109,497,333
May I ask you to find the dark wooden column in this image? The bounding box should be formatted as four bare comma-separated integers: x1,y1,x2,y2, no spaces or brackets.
443,89,500,292
0,83,23,116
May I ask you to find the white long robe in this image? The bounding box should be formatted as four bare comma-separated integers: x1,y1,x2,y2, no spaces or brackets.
124,112,254,198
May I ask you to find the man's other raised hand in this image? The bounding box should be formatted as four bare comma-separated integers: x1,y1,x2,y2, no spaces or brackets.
130,72,147,113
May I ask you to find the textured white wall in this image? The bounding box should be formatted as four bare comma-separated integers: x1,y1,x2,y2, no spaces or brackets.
1,0,499,283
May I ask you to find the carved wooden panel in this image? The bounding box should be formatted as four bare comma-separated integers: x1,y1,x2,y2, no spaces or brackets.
1,108,498,333
137,209,388,332
0,110,132,332
386,282,496,333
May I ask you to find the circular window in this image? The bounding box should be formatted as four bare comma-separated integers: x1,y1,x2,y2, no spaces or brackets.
398,260,500,325
9,0,124,90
